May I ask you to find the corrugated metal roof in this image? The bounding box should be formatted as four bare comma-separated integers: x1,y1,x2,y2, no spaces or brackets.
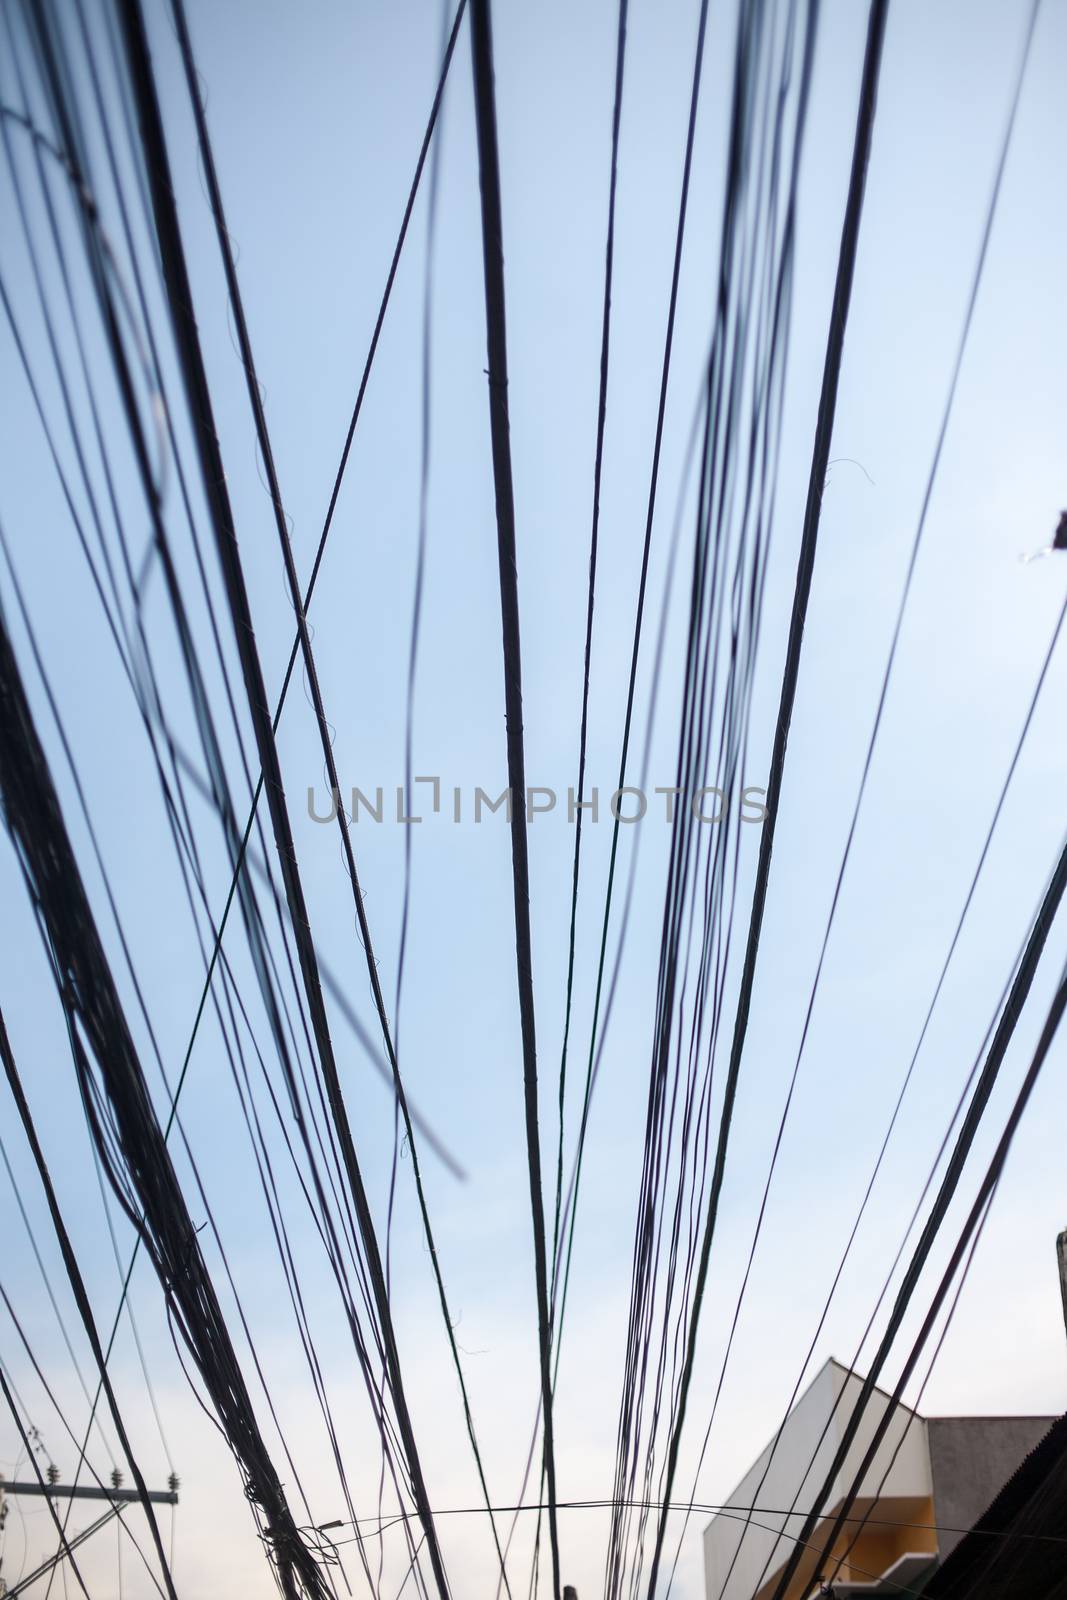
922,1411,1067,1598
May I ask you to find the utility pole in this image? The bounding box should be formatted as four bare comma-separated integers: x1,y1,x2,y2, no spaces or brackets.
0,1469,178,1597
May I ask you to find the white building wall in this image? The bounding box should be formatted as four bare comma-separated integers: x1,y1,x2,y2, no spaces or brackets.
702,1360,932,1600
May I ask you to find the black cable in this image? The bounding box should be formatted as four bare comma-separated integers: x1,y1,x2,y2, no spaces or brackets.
823,1187,996,1591
0,115,374,1569
503,2,632,1587
18,16,473,1538
162,0,473,1172
114,5,452,1594
656,4,888,1567
467,5,560,1599
783,957,1067,1600
551,0,629,1279
15,12,463,1568
657,1,1034,1584
558,0,713,1388
598,4,821,1590
705,568,1067,1600
651,2,884,1579
0,502,366,1597
740,907,1043,1600
0,613,324,1598
316,1501,955,1597
766,828,1067,1600
559,6,793,1574
311,1495,1067,1543
168,0,507,1585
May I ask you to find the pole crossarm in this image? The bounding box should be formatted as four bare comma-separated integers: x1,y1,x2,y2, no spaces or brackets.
0,1479,178,1505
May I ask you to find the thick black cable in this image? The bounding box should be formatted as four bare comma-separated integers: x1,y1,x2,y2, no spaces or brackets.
721,7,1039,1511
33,12,469,1527
658,1,887,1554
648,4,886,1581
3,68,470,1555
0,505,366,1597
0,79,381,1577
466,4,560,1598
509,1,631,1584
710,6,1040,1586
0,615,328,1597
0,62,396,1491
114,5,452,1595
600,5,821,1589
31,16,472,1528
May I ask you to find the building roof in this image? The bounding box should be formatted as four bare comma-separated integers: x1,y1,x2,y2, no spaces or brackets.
922,1410,1067,1600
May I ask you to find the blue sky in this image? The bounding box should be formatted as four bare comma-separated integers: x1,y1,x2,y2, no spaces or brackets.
2,1,1067,1596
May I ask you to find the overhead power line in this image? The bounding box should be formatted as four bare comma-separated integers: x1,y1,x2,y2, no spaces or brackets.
467,3,561,1598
